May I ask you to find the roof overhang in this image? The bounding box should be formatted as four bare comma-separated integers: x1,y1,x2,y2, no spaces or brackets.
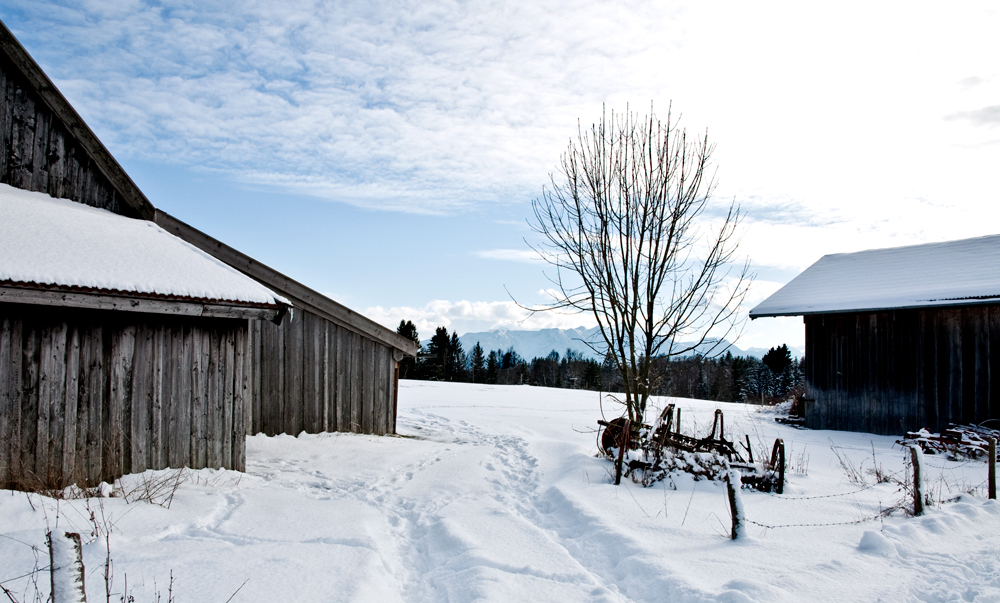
0,283,289,323
750,234,1000,320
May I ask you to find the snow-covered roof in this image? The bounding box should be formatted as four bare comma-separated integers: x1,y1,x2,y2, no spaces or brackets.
750,234,1000,318
0,184,287,307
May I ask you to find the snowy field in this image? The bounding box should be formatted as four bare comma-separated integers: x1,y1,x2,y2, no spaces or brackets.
3,381,1000,602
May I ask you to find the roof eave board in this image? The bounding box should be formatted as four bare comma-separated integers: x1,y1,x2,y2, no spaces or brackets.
750,297,1000,319
0,284,288,322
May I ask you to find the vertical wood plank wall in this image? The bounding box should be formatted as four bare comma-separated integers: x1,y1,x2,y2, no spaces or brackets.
248,308,397,437
0,55,136,218
804,306,1000,435
0,304,249,490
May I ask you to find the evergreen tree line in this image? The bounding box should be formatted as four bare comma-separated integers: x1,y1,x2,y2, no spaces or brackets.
396,321,802,403
645,345,802,403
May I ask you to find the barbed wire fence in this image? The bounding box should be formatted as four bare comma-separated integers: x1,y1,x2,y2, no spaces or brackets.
0,530,49,603
725,438,998,539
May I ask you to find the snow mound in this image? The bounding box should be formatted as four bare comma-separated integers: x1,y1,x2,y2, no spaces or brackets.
857,530,897,557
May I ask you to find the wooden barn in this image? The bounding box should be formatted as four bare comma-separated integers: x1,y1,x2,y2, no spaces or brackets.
750,235,1000,435
0,185,290,488
0,20,417,488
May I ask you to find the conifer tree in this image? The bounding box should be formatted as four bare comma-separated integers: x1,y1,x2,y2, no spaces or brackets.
762,344,794,398
449,331,466,382
427,326,451,381
470,342,486,383
762,344,792,375
502,347,522,370
396,320,420,379
583,360,601,389
486,350,499,384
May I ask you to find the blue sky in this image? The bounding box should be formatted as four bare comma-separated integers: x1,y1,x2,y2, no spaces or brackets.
3,1,1000,349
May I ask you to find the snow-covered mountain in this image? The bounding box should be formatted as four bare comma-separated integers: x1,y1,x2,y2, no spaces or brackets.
421,327,804,361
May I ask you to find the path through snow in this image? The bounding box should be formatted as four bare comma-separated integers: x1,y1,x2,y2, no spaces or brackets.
2,381,1000,602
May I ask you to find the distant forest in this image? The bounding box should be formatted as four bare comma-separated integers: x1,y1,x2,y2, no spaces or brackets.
396,321,803,404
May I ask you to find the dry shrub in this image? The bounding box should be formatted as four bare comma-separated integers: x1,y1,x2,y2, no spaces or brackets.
116,469,188,508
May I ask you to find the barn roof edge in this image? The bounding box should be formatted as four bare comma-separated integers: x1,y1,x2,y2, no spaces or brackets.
155,210,419,356
0,19,156,221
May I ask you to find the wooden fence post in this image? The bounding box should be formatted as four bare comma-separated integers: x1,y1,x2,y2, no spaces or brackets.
989,438,996,500
49,530,87,602
614,419,630,486
726,470,744,540
909,444,924,516
770,438,785,495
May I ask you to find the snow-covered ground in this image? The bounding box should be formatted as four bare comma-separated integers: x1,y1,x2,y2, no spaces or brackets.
3,381,999,602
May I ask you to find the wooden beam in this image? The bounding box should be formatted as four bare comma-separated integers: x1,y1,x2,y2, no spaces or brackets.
0,20,156,220
154,210,419,356
0,286,282,322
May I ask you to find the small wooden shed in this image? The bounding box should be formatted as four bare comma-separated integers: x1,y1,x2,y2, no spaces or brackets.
750,235,1000,435
0,20,418,487
0,185,289,489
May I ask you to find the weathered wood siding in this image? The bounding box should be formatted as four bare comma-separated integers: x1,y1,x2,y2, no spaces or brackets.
804,306,1000,435
0,53,139,217
0,303,250,490
248,308,397,437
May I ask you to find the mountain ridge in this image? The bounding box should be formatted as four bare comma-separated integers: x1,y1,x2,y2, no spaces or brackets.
419,327,803,361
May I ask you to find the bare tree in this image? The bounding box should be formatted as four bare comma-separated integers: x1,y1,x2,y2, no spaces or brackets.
527,105,752,423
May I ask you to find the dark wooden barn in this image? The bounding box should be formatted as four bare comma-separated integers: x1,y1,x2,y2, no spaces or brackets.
0,186,290,489
0,20,417,488
750,235,1000,435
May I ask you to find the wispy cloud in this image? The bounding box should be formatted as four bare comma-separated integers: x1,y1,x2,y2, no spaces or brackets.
474,249,540,262
959,76,986,89
3,0,685,214
4,0,1000,253
948,105,1000,126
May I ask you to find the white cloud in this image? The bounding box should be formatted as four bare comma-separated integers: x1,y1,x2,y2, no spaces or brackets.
15,0,996,226
474,249,541,262
5,0,685,214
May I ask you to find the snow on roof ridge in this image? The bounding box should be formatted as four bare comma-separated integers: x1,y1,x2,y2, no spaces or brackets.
0,184,289,307
817,232,1000,259
750,233,1000,317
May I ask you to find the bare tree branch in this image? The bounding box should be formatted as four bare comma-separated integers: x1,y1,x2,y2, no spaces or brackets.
522,104,753,422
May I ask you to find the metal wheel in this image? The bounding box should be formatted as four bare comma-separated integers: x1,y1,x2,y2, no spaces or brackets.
600,417,630,456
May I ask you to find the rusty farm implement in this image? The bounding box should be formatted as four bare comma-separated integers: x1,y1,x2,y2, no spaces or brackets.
598,404,785,492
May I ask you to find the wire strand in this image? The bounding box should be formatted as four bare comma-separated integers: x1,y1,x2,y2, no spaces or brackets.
0,566,51,586
745,515,883,529
0,534,40,550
